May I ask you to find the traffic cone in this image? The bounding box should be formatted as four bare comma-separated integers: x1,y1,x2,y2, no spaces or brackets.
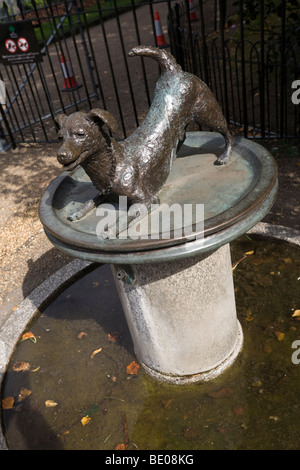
154,11,168,48
189,0,197,21
60,53,81,91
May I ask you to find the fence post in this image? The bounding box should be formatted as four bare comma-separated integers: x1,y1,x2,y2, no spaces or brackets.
239,0,248,138
219,0,229,122
259,0,265,138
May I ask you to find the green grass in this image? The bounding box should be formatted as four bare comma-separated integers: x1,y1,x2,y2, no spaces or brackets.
33,0,138,45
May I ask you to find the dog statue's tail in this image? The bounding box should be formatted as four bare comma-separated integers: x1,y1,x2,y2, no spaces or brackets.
128,45,181,74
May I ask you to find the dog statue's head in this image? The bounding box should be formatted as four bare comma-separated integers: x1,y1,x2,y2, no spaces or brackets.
55,108,118,171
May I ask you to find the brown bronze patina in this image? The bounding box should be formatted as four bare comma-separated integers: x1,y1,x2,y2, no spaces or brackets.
55,45,234,235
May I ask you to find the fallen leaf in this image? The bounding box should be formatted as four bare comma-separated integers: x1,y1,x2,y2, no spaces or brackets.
245,309,254,322
245,250,254,255
207,387,234,398
18,387,32,402
232,404,244,416
292,309,300,318
12,361,31,372
2,397,14,409
81,416,91,426
31,366,40,372
108,331,120,342
21,332,37,343
45,399,58,407
274,331,285,341
252,380,262,387
77,331,87,339
126,361,140,375
90,347,102,358
115,443,126,450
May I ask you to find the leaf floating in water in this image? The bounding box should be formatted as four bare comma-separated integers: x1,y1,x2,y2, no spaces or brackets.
245,309,254,322
207,387,234,398
18,387,32,402
274,331,285,341
77,331,87,339
232,404,244,416
90,347,102,358
45,399,58,407
21,332,37,343
108,331,120,342
251,379,262,387
126,361,140,375
292,309,300,318
12,361,31,372
2,396,14,409
81,416,91,426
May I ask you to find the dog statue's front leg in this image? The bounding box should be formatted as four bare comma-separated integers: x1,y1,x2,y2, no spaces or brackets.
68,194,104,221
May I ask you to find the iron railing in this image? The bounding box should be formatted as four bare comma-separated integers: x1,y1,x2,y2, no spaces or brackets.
0,0,299,148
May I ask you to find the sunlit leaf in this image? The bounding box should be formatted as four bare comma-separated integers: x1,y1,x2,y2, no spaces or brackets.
90,347,102,358
245,250,254,255
126,361,140,375
292,309,300,318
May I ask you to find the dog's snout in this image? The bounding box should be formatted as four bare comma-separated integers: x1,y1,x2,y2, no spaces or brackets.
57,146,73,164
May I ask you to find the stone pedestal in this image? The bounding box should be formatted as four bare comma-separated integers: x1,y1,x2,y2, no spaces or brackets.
39,132,277,384
111,243,243,383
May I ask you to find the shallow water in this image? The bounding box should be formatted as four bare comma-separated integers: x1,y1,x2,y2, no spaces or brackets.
2,236,300,450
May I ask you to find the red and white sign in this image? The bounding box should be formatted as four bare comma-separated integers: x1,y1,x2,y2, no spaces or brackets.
17,37,29,52
5,39,17,54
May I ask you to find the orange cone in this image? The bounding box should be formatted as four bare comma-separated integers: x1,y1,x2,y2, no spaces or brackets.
189,0,197,21
154,11,168,48
60,53,80,91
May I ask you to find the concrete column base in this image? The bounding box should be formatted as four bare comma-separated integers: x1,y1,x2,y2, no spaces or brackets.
111,243,243,384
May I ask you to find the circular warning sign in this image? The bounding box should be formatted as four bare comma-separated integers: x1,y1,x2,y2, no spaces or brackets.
5,39,17,54
17,37,29,52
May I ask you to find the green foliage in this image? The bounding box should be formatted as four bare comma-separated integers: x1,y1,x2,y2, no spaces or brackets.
233,0,300,46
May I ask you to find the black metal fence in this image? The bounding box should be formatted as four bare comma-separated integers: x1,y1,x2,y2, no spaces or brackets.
0,0,299,148
168,0,300,139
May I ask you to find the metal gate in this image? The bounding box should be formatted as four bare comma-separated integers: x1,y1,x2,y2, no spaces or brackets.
0,0,174,147
0,0,299,148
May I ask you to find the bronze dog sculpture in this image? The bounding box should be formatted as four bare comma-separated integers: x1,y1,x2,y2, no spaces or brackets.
56,45,234,236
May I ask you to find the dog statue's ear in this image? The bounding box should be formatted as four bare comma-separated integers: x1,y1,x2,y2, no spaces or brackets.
55,114,68,129
87,108,118,134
